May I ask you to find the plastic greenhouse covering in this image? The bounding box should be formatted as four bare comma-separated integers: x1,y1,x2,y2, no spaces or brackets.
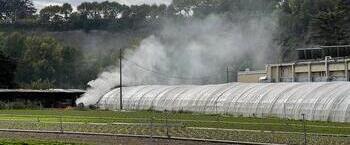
97,82,350,122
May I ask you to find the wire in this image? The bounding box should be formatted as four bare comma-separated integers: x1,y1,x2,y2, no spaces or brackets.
122,58,217,81
123,59,193,81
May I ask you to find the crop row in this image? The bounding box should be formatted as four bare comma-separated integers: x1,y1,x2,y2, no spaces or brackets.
0,120,348,145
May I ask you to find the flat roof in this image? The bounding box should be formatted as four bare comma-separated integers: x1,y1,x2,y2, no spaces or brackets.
320,45,350,48
268,58,350,66
296,47,322,51
0,89,85,93
238,70,266,75
296,45,350,51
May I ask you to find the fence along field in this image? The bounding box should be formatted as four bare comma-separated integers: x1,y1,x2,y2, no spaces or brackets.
0,109,348,145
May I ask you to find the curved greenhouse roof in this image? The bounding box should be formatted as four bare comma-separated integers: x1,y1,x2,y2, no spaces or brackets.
96,82,350,122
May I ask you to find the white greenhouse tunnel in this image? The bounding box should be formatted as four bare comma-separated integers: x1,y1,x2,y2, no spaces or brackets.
96,82,350,122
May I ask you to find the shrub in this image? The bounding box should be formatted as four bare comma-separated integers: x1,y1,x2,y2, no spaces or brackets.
0,101,7,109
24,100,41,109
11,101,26,109
88,104,97,110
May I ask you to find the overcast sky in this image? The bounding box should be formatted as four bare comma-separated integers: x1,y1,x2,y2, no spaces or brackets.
33,0,173,10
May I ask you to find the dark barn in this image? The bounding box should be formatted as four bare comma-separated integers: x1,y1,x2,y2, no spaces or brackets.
0,89,85,108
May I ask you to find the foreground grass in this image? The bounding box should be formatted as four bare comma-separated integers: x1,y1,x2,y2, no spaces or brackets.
0,139,88,145
0,109,348,134
0,109,348,145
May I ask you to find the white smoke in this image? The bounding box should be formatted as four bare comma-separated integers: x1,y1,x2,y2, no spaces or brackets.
76,14,279,106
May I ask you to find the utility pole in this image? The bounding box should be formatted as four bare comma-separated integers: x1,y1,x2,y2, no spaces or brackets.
226,67,229,83
325,56,332,82
119,49,123,110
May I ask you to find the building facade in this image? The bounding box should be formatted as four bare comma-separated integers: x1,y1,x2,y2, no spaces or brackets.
238,45,350,83
266,58,350,82
237,70,266,83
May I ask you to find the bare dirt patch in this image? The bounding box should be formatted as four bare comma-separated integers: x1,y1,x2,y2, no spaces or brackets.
0,131,236,145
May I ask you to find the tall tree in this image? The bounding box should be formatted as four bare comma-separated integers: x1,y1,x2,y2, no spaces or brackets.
77,2,102,20
100,1,127,20
0,0,36,23
61,3,73,21
0,51,16,88
310,0,350,45
40,5,63,24
0,32,86,89
171,0,199,16
0,33,16,88
0,32,26,59
277,0,320,60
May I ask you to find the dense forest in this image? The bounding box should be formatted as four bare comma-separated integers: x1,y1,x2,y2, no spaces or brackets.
1,0,350,89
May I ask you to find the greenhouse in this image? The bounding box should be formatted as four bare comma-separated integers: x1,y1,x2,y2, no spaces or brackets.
96,82,350,122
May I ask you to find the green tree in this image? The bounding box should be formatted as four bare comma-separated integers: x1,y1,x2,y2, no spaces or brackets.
0,33,16,88
61,3,73,21
120,4,167,29
100,1,127,20
76,2,104,30
0,32,26,59
18,36,62,86
277,0,350,61
57,46,84,88
77,2,102,20
171,0,199,16
277,0,320,60
310,0,350,45
0,51,16,88
40,3,74,30
0,0,36,23
40,5,63,24
0,33,85,89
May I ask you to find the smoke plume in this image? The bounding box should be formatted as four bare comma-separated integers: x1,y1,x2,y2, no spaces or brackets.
76,14,279,106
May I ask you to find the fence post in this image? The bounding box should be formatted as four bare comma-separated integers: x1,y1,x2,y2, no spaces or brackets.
216,114,221,139
150,116,153,139
7,100,10,110
11,113,15,129
60,115,63,133
165,111,170,138
302,114,307,145
39,102,43,110
216,114,220,132
284,114,291,144
36,116,40,131
283,104,286,119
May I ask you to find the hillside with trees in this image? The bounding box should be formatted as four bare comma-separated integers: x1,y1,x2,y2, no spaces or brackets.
1,0,350,89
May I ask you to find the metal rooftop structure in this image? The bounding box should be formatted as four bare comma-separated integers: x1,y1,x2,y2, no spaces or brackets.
0,89,85,93
297,45,350,60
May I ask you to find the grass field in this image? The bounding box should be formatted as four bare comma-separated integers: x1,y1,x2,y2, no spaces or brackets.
0,139,88,145
0,109,348,145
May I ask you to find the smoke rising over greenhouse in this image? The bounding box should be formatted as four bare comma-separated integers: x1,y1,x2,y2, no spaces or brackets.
68,1,350,124
77,14,279,106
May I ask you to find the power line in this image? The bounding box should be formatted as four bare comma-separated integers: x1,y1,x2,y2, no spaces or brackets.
122,58,216,81
123,58,195,81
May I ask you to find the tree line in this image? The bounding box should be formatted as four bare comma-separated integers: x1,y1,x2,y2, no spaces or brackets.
1,0,349,45
0,32,90,89
1,0,170,31
278,0,350,60
1,0,350,89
